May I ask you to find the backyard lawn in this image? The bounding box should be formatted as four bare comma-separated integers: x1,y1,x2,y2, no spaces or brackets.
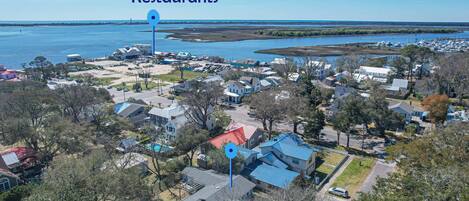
316,152,346,175
155,70,206,83
332,157,376,196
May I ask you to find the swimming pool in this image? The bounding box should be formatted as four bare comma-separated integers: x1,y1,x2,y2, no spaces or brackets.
145,143,173,153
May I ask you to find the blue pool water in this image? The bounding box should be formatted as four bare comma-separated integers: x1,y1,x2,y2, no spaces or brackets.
1,21,469,68
146,143,173,153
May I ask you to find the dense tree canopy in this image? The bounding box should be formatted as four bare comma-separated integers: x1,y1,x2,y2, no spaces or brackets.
358,123,469,201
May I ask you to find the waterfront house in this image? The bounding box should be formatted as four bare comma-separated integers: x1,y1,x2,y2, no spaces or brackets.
176,52,192,60
66,54,83,62
114,102,148,126
181,167,255,201
354,66,391,83
112,47,143,60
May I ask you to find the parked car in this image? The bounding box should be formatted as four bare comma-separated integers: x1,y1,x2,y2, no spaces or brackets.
328,187,349,198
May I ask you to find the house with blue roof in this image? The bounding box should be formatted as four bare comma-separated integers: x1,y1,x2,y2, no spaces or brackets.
258,133,317,175
249,163,299,190
239,133,318,190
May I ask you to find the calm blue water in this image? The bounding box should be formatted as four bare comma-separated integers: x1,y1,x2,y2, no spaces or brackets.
1,22,469,69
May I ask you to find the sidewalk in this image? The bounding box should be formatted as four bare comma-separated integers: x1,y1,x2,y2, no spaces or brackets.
319,155,354,198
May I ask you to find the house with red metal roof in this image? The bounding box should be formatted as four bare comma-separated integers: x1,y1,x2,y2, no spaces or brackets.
209,121,264,149
0,147,40,177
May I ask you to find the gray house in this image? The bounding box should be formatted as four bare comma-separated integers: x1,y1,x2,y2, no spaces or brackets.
389,102,413,123
182,167,256,201
114,102,148,126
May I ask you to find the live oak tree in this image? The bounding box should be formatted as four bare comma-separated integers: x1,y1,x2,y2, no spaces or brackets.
174,124,210,166
358,123,469,201
0,82,117,164
303,108,326,141
55,85,111,123
400,45,434,84
26,151,154,201
331,111,352,147
207,146,243,175
335,92,368,147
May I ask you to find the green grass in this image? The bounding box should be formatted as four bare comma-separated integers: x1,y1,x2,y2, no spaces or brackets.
317,164,334,175
155,70,207,83
316,152,346,175
332,157,376,195
70,75,119,86
323,152,346,166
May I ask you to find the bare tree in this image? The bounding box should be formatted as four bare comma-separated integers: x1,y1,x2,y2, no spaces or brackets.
272,57,298,80
182,82,223,130
249,90,287,139
434,53,469,104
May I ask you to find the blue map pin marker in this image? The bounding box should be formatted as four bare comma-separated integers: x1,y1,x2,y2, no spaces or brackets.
224,143,238,191
147,10,160,27
147,10,160,56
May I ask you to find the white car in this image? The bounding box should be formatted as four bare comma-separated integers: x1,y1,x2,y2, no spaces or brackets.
328,187,349,198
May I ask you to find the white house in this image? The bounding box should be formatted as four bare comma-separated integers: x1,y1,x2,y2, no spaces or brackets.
112,47,142,60
306,61,333,80
225,81,246,104
149,103,214,141
148,103,189,142
354,66,391,83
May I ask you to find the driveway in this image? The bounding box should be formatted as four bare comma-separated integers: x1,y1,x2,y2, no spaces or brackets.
359,160,396,193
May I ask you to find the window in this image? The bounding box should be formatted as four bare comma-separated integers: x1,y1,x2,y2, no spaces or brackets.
0,178,10,192
292,159,300,165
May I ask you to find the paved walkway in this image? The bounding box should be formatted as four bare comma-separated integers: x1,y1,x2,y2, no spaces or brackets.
359,160,396,193
319,155,354,200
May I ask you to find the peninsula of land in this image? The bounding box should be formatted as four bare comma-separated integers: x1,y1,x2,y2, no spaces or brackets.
255,43,401,57
162,26,460,42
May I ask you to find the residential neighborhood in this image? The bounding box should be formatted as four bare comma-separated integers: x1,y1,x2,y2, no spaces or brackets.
1,2,469,201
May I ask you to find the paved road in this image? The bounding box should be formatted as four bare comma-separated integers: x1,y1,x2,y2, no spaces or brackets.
225,105,376,150
359,160,396,193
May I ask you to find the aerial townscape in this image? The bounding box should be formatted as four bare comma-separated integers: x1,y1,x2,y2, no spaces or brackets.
0,1,468,201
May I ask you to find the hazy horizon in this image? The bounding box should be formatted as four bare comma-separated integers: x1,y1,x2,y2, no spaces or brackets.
1,0,469,22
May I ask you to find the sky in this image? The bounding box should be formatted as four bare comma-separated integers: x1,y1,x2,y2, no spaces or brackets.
1,0,469,22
